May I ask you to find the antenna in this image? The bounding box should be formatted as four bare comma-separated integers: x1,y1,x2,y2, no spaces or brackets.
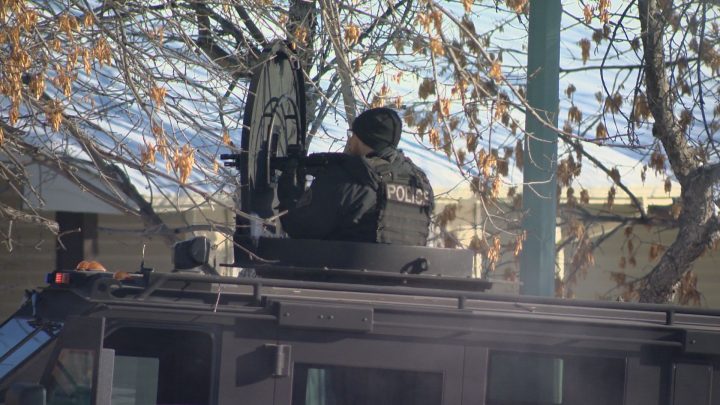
139,243,153,277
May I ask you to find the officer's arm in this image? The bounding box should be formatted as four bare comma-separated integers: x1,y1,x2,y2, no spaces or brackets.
337,183,377,226
280,174,341,239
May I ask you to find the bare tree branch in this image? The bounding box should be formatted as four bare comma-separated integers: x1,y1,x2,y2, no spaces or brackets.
0,203,59,233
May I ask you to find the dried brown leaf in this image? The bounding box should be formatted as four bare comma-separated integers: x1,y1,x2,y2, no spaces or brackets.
418,78,435,100
606,186,616,209
463,0,474,12
515,139,524,170
429,128,440,149
583,4,593,23
567,105,582,124
489,59,503,82
610,271,626,285
579,38,591,64
596,122,608,139
580,188,590,205
344,24,360,46
565,84,576,98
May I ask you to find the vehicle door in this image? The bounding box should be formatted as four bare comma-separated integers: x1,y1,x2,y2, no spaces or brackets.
93,308,280,405
102,322,220,405
217,317,280,405
40,316,112,405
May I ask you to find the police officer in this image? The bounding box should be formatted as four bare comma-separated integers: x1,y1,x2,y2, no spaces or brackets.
279,107,434,246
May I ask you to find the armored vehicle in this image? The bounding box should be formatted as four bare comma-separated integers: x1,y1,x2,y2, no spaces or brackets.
2,43,720,405
2,246,720,405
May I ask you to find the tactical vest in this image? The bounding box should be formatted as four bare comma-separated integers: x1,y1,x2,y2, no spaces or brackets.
367,153,433,246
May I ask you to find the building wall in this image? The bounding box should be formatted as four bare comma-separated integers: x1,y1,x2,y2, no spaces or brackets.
0,219,56,320
0,194,235,319
569,224,720,307
436,195,720,308
4,191,718,320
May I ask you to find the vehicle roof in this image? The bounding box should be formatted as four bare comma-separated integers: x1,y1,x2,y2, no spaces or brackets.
43,269,720,332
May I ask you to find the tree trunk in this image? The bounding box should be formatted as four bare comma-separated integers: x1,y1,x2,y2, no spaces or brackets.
636,0,720,303
318,0,357,124
288,0,321,144
638,170,720,302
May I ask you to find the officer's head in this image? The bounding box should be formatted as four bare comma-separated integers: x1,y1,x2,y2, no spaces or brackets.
346,107,402,156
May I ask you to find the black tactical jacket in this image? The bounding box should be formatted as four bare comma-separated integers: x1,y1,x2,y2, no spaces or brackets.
280,149,433,246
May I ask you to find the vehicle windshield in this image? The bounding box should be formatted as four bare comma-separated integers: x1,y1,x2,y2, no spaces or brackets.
0,316,57,381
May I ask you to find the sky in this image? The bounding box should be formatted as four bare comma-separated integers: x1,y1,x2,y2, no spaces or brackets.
18,1,693,212
303,1,678,199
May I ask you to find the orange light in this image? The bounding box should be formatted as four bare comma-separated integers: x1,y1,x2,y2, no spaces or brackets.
76,260,107,271
54,272,70,284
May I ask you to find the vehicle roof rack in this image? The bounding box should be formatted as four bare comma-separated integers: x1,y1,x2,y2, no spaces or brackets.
55,267,491,306
48,269,720,326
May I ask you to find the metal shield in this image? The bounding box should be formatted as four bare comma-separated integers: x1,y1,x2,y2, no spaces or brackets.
231,41,306,262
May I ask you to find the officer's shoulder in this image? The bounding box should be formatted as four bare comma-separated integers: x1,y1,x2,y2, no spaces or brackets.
344,155,380,186
392,150,433,190
307,153,375,185
306,153,353,177
394,150,420,166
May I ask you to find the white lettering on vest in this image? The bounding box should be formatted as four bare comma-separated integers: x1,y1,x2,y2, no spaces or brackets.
385,183,430,206
396,184,405,201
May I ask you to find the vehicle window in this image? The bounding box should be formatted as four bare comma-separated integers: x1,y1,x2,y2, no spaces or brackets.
45,348,95,405
0,317,56,381
487,352,625,405
104,327,212,405
112,355,160,405
292,363,443,405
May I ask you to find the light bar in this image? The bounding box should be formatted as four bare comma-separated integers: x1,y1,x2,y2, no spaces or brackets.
53,272,70,285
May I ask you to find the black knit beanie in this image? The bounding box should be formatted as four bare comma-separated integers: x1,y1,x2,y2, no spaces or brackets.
351,107,402,152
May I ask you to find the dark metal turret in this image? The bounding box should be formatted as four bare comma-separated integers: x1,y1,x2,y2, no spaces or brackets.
221,41,479,287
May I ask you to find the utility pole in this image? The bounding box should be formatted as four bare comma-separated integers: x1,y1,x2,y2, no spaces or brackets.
521,0,562,297
515,2,564,403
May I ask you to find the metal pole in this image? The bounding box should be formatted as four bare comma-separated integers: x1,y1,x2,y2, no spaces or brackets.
521,0,562,298
519,2,563,402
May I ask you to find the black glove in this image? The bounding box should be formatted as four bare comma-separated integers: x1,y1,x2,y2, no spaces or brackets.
277,158,304,210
